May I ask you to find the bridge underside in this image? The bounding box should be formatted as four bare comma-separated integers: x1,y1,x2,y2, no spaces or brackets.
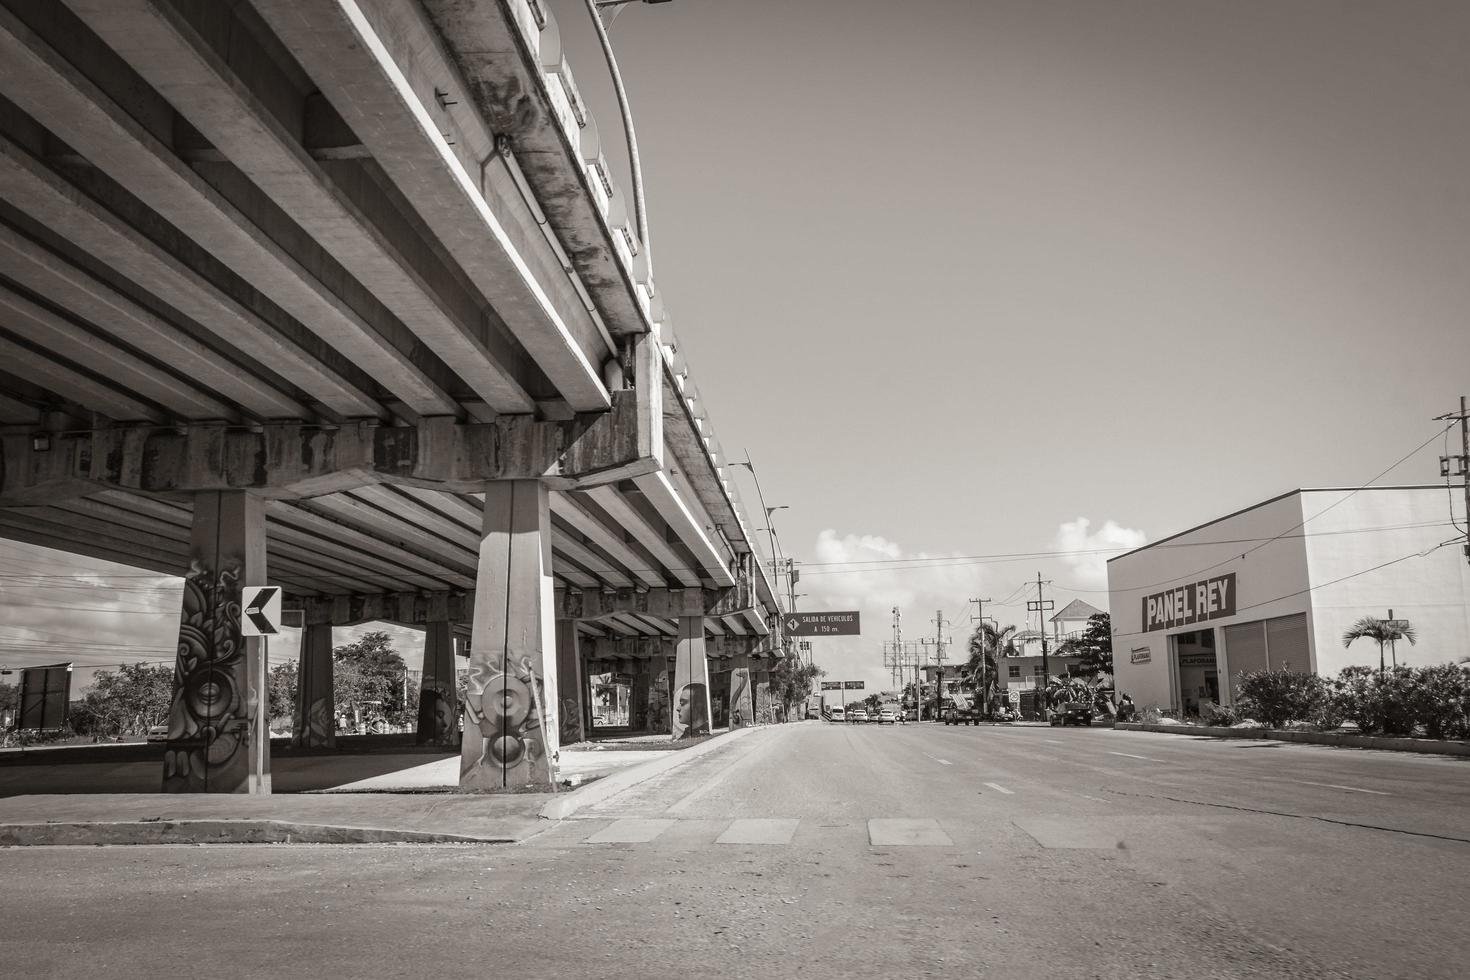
0,0,780,793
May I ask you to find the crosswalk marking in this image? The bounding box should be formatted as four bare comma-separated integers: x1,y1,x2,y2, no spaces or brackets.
716,818,800,844
585,818,675,843
982,782,1014,795
868,818,954,846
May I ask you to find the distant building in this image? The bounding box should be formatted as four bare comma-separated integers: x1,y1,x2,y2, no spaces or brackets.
1108,486,1469,715
1050,598,1104,641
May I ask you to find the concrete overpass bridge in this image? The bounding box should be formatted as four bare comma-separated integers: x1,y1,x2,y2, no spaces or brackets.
0,0,783,792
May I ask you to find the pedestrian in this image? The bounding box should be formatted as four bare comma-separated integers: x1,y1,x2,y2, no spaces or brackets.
1117,693,1135,722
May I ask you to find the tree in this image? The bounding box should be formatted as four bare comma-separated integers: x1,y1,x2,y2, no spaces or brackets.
768,654,823,722
77,663,174,737
1342,616,1417,675
961,622,1017,710
267,660,298,727
1072,613,1113,677
863,692,882,713
334,631,410,729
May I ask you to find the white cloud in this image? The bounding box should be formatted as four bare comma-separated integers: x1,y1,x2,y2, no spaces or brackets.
1052,517,1147,590
793,529,990,697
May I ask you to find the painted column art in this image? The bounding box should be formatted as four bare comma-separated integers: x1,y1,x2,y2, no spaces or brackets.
162,490,268,794
416,620,458,746
293,623,335,749
629,659,651,731
755,676,774,724
461,480,558,792
672,615,711,740
728,668,753,729
555,622,586,746
646,667,670,733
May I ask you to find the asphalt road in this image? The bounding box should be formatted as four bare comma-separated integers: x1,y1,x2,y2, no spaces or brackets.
3,721,1469,979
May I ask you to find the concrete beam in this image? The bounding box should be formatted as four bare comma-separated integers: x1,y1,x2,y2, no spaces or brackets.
252,0,612,412
420,0,650,339
0,5,458,417
553,585,751,622
0,388,658,503
65,0,539,415
631,471,736,587
582,634,778,662
0,133,380,418
286,592,470,628
0,221,308,420
581,485,701,588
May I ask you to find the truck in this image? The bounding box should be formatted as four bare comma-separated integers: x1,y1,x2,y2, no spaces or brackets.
941,696,983,726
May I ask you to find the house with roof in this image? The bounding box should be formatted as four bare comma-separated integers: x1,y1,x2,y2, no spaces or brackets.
1050,598,1105,641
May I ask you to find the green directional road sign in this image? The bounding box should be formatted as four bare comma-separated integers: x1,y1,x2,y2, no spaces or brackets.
783,611,861,636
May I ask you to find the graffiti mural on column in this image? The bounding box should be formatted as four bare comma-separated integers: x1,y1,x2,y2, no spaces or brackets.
462,655,553,789
420,679,458,745
755,681,774,725
729,668,753,729
646,668,670,733
162,561,253,793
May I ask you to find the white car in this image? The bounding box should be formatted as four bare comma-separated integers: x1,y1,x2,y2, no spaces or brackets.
877,707,898,724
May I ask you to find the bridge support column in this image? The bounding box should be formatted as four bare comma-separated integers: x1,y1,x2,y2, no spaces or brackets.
460,480,558,792
628,658,650,731
417,620,458,746
729,667,754,729
293,624,335,750
671,616,711,740
644,666,668,733
754,667,773,724
162,490,269,794
555,622,586,746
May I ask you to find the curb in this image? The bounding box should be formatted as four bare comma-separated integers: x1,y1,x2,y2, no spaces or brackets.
540,725,761,821
0,819,515,847
1115,722,1470,758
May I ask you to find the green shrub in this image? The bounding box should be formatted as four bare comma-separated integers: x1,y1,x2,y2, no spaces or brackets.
1199,701,1239,727
1234,668,1329,729
1409,663,1470,739
1332,665,1420,736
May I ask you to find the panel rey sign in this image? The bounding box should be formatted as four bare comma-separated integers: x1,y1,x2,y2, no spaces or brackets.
783,611,861,636
1141,573,1236,632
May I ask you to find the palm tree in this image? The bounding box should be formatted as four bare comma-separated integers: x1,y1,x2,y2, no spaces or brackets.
962,623,1018,712
1342,616,1417,676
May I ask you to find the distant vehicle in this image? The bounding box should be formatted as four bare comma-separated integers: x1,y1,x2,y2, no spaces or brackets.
877,707,898,725
146,724,169,742
847,707,868,723
902,708,918,722
1050,702,1094,727
942,703,982,726
989,706,1017,722
826,705,845,723
806,704,820,720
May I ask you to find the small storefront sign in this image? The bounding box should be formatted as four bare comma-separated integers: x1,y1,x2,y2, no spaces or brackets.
1130,646,1151,665
1141,573,1236,632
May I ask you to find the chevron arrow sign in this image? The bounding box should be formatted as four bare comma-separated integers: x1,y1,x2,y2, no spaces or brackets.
241,586,282,637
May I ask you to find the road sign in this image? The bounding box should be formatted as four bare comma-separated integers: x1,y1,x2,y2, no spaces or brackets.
782,611,861,636
241,586,283,636
1386,619,1411,630
820,681,841,691
842,680,865,690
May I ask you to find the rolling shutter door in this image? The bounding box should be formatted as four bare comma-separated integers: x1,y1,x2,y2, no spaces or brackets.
1266,613,1310,673
1223,621,1266,696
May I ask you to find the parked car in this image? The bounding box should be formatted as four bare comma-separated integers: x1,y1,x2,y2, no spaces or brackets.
1050,702,1094,727
146,724,169,742
827,705,845,723
877,707,898,725
847,707,868,723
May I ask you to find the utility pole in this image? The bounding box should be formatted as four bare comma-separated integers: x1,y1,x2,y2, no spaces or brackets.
1027,574,1055,719
1436,395,1470,567
969,597,992,714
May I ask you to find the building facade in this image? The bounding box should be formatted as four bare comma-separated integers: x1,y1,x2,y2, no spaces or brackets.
1108,486,1469,714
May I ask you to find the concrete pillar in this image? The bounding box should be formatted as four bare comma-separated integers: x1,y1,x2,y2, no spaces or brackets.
672,615,711,740
416,620,458,746
460,480,558,792
628,658,651,731
162,490,269,794
293,624,335,749
729,667,753,729
754,667,772,724
555,622,586,746
644,666,668,733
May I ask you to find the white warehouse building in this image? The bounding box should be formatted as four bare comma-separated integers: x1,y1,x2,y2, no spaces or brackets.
1107,486,1469,715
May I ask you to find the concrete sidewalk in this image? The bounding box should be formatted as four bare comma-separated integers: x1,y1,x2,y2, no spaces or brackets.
0,727,760,845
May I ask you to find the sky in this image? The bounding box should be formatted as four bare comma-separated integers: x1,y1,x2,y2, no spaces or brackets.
4,0,1470,697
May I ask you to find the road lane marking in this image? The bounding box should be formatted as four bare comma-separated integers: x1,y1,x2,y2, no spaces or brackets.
1108,751,1165,762
1296,780,1390,796
922,753,954,766
983,782,1014,795
1080,795,1111,804
1042,739,1064,744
